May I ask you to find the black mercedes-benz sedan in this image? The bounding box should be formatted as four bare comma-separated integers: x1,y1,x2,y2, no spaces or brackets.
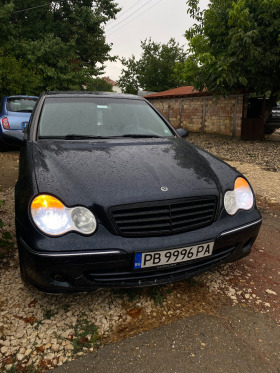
3,92,262,293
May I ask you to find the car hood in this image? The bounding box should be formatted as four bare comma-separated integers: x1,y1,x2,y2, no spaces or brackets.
32,138,221,209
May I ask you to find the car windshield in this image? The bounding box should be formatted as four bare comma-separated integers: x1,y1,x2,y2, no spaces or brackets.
38,97,174,138
7,97,37,113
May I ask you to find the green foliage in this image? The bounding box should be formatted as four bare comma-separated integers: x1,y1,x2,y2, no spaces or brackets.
43,308,57,320
3,362,40,373
0,0,120,97
113,287,143,302
118,56,139,94
0,232,13,251
2,231,12,240
62,303,71,312
147,286,166,306
187,277,199,290
0,52,42,96
72,316,100,353
118,38,187,93
3,366,17,373
0,199,13,258
86,77,113,92
176,0,280,97
0,200,3,229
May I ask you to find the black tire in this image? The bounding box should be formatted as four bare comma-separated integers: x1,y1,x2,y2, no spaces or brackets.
264,127,276,135
0,138,8,152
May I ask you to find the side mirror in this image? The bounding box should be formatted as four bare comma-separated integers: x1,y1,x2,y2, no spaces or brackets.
2,131,26,147
177,128,189,138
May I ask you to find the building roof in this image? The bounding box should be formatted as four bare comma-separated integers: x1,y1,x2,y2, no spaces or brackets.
103,77,118,86
144,86,209,99
46,91,142,100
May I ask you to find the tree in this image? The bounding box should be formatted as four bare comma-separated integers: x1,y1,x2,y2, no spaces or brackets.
86,77,113,92
0,52,42,96
118,38,187,94
176,0,280,103
0,0,120,96
117,56,139,94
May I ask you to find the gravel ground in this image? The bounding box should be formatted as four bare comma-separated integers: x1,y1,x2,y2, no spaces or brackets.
187,131,280,205
187,130,280,172
0,133,279,372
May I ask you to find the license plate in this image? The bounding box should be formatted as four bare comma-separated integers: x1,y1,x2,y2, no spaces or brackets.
134,242,214,270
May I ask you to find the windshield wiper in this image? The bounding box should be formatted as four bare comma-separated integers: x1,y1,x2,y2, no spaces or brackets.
64,134,108,139
39,134,111,139
121,134,161,138
39,134,162,139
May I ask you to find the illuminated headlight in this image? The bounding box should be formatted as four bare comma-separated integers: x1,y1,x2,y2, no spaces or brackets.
224,177,254,215
31,195,97,236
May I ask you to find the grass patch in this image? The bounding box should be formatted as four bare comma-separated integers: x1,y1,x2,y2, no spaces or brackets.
146,285,173,306
147,286,165,306
0,231,14,260
43,309,57,320
62,304,70,312
0,200,4,230
3,362,40,373
187,277,199,287
2,231,12,240
0,237,13,249
0,200,14,260
34,320,43,330
112,288,143,302
3,366,17,373
72,315,100,353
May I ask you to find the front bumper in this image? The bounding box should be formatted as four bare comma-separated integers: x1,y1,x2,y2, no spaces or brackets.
17,214,262,293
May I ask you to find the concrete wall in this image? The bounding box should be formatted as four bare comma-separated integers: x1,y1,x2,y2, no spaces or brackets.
112,85,122,94
147,94,244,137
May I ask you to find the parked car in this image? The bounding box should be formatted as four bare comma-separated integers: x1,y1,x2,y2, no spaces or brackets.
265,102,280,134
0,95,38,151
2,92,262,293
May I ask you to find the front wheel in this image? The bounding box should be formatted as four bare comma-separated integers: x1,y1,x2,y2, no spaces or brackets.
0,138,8,152
264,127,276,135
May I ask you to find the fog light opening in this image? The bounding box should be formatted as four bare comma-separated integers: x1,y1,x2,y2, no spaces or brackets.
52,272,69,283
242,238,252,250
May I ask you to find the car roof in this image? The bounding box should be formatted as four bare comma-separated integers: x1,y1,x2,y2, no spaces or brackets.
6,95,38,99
45,91,144,101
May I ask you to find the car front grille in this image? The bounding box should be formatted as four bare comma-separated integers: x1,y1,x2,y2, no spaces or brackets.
110,196,217,237
84,246,234,286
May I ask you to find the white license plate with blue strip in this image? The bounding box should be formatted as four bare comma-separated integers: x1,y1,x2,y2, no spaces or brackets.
134,242,214,269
